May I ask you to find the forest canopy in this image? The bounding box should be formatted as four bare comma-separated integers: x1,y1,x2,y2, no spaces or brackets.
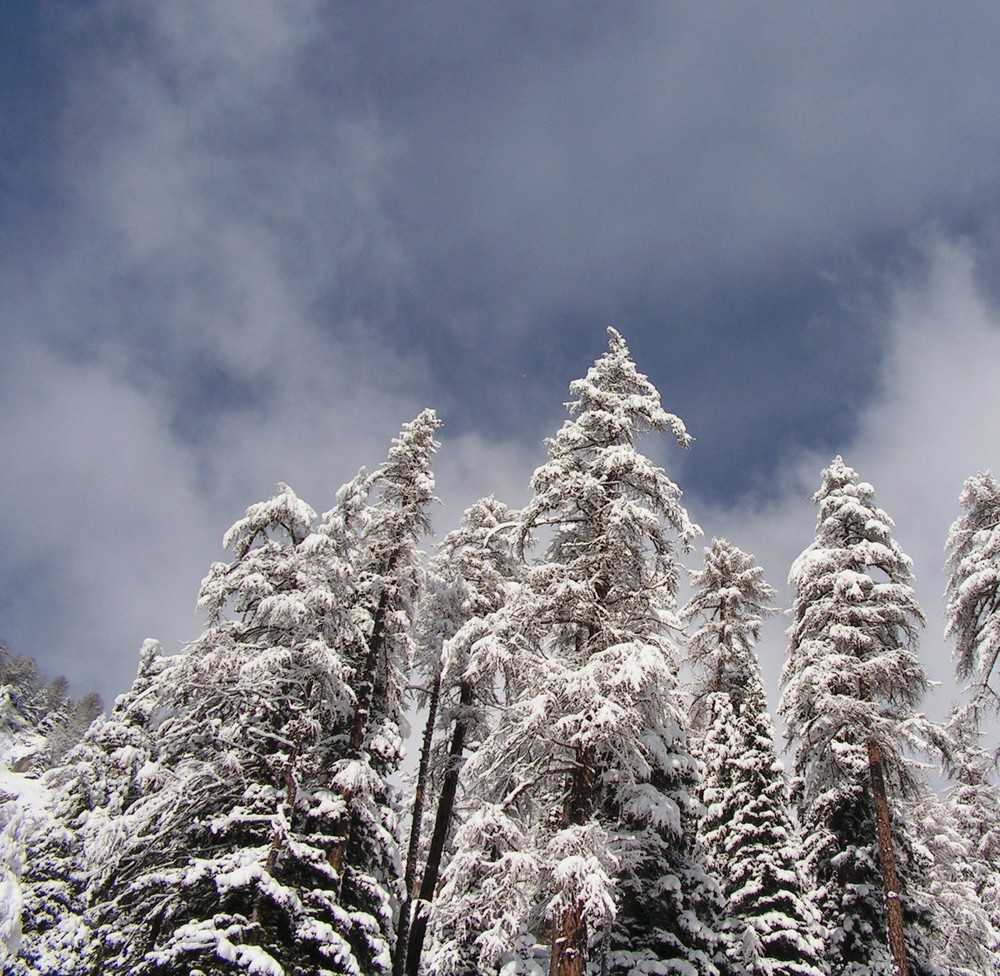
2,330,999,976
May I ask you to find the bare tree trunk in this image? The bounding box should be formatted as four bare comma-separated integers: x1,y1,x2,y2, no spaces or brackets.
405,679,473,976
393,669,442,976
867,738,909,976
550,744,595,976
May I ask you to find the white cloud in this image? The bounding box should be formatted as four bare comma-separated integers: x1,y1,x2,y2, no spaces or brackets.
0,344,217,700
0,0,448,698
696,238,1000,723
0,328,543,704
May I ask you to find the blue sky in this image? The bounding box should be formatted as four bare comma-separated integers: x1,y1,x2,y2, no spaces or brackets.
3,1,1000,713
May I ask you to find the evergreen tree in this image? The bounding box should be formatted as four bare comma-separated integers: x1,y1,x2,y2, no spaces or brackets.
945,470,1000,728
0,644,108,975
7,413,441,976
939,470,1000,973
683,539,825,976
0,646,42,772
88,483,376,975
0,645,102,775
780,456,936,976
318,408,441,969
906,767,998,976
0,775,90,976
430,329,726,976
19,641,166,975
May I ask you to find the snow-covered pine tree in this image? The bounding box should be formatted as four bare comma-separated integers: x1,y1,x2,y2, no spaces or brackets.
397,496,522,976
87,483,385,975
937,470,1000,974
0,642,110,975
0,646,101,775
10,640,165,976
945,471,1000,729
7,641,168,976
317,409,440,962
0,647,43,771
430,328,727,976
81,414,438,976
684,538,776,727
0,773,87,976
683,539,825,976
780,456,937,976
905,767,999,976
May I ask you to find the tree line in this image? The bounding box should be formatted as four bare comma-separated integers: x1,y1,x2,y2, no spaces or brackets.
2,328,1000,976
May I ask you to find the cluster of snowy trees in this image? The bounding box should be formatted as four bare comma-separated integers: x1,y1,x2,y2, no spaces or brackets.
0,648,102,777
3,328,1000,975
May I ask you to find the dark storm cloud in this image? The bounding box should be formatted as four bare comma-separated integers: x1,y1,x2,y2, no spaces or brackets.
318,2,1000,486
11,1,1000,460
4,1,1000,701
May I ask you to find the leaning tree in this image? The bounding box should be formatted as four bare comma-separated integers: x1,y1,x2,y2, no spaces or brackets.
945,470,1000,730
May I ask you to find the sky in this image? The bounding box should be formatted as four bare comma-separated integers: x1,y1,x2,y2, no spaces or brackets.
3,2,1000,725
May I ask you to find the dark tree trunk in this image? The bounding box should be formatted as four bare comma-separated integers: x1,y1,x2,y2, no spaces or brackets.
550,900,587,976
393,669,443,976
329,589,391,879
550,743,595,976
867,738,909,976
405,679,474,976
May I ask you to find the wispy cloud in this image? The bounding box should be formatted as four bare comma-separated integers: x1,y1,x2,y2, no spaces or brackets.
4,2,1000,715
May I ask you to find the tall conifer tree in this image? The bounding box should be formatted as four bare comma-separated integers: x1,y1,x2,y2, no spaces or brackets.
684,539,825,976
84,412,439,976
780,457,936,976
9,641,167,976
429,329,727,976
398,497,522,976
89,484,376,975
945,470,1000,729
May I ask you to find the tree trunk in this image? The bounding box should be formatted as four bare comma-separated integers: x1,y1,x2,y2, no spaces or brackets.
253,737,300,927
329,589,391,879
393,669,443,976
405,679,473,976
550,744,595,976
867,738,909,976
550,900,587,976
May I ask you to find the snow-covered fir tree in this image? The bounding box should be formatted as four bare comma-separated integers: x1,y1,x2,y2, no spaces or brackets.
80,406,438,976
935,470,1000,974
780,456,938,976
945,470,1000,729
905,768,999,976
6,640,168,976
84,484,377,975
0,646,102,776
317,408,440,963
0,642,107,974
397,496,522,976
429,329,728,976
683,539,825,976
